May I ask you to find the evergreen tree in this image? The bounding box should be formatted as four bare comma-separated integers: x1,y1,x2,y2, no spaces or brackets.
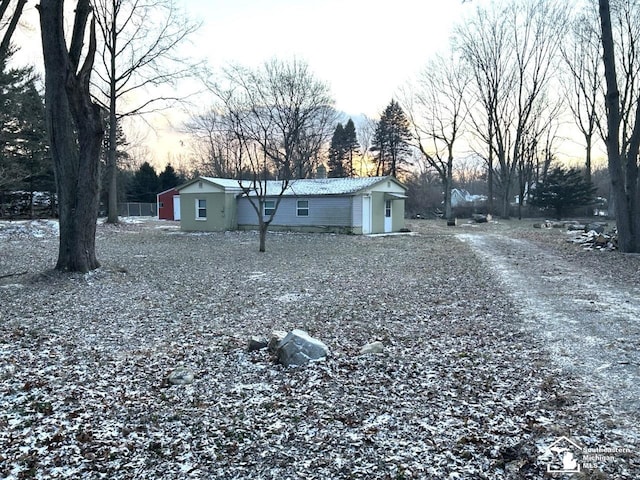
327,123,346,177
530,166,596,219
0,55,52,216
128,162,159,203
100,119,130,208
159,163,184,191
343,118,360,177
371,100,412,177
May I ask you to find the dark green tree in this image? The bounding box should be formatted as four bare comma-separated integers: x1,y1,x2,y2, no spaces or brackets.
343,118,359,177
371,100,412,177
327,123,346,177
128,161,159,202
530,166,596,219
0,55,52,217
100,118,130,209
158,163,184,191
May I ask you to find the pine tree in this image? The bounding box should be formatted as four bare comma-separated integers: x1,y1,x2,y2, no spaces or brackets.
0,56,51,216
530,166,596,219
371,100,412,177
159,163,184,191
128,162,159,203
343,118,359,177
327,123,346,177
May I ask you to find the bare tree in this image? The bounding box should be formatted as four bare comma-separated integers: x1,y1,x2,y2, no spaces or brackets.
457,0,567,218
356,115,377,176
92,0,200,223
186,109,240,178
403,49,470,220
598,0,640,252
0,0,27,61
208,58,335,252
38,0,104,272
561,7,603,185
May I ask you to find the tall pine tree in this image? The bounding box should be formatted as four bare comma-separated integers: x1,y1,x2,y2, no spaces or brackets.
128,162,159,203
327,123,346,177
343,118,359,177
159,163,184,191
371,100,412,177
0,55,51,216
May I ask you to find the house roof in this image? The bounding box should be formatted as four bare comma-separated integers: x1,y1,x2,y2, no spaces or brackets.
177,176,406,197
243,176,405,197
176,177,245,192
284,177,403,196
156,187,179,197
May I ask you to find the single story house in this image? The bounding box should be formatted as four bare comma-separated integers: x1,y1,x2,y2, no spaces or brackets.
176,176,407,234
157,188,180,220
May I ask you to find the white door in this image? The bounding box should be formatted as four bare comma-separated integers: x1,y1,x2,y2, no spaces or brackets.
384,200,392,233
362,196,371,234
173,195,181,221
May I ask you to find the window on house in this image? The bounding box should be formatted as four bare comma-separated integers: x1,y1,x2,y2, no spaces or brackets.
196,199,207,220
159,202,164,208
297,200,309,217
385,200,392,218
264,200,275,216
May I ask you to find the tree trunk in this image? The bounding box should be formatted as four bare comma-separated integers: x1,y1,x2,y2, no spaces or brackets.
259,222,267,253
599,0,639,252
501,187,511,219
107,109,118,223
39,0,104,272
444,153,454,220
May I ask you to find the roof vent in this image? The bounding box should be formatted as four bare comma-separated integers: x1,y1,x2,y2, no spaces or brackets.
316,164,327,179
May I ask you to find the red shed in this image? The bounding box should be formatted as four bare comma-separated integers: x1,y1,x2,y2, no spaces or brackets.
157,188,180,220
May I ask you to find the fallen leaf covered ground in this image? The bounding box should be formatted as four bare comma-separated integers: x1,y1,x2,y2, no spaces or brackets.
0,218,637,479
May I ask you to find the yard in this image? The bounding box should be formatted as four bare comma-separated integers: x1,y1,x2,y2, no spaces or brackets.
0,218,638,479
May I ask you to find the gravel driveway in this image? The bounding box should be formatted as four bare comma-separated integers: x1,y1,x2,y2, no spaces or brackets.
456,229,640,438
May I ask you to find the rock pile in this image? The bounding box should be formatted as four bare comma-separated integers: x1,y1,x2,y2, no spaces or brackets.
563,221,618,251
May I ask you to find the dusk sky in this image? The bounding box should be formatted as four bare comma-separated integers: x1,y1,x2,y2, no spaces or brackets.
11,0,487,162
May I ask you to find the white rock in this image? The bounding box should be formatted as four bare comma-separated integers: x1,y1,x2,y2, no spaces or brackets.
167,367,194,385
360,341,384,355
276,329,329,367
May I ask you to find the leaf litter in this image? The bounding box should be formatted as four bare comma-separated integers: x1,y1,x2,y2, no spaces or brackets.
0,218,638,479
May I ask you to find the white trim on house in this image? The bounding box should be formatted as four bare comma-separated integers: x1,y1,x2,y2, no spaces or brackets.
195,198,207,220
296,199,309,217
263,200,275,216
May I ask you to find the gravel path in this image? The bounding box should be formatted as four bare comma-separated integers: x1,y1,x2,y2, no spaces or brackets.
0,218,638,479
457,231,640,432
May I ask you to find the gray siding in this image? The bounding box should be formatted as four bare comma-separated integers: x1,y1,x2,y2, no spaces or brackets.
351,195,362,227
237,196,353,227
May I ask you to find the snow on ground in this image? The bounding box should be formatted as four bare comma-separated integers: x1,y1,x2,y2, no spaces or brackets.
0,219,638,479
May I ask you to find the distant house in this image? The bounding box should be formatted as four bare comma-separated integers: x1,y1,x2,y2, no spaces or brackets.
451,188,487,208
176,176,407,234
157,188,180,220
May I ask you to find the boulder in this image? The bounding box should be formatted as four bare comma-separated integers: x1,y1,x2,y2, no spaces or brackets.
567,223,586,231
276,329,329,367
167,367,194,385
472,214,489,223
248,336,268,352
360,341,384,355
268,330,288,354
584,223,606,234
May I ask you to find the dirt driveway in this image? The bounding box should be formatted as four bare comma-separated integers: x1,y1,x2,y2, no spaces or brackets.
449,222,640,446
